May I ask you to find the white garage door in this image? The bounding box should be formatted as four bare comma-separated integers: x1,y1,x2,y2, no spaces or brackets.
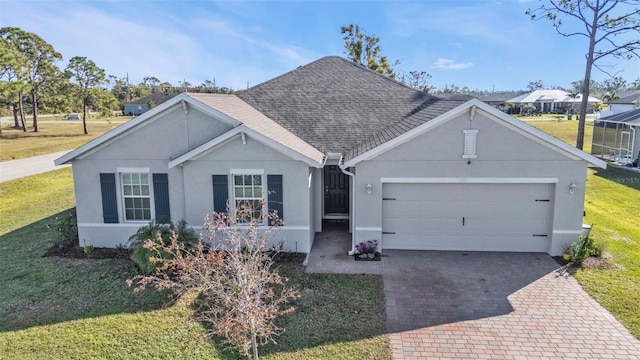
382,183,553,252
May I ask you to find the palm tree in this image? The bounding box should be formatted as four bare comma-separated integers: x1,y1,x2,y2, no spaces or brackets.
602,91,619,103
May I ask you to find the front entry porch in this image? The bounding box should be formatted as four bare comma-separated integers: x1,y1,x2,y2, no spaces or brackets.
305,220,383,274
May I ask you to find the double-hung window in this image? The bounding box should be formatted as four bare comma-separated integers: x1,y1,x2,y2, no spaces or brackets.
233,173,264,222
121,172,151,221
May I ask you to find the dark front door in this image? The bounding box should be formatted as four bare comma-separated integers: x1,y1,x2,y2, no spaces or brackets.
324,165,349,214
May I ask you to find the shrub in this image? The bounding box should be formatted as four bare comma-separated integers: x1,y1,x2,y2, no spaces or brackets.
128,205,299,360
53,209,78,246
570,235,603,265
128,220,197,274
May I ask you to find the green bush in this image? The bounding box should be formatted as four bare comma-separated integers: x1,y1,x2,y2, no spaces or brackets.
53,209,78,246
570,235,603,265
128,220,197,274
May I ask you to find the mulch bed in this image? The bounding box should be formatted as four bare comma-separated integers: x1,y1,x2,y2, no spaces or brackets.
270,251,307,264
44,240,130,260
45,239,306,264
552,255,609,269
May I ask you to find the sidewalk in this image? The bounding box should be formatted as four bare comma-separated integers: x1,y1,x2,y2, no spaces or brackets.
0,151,70,183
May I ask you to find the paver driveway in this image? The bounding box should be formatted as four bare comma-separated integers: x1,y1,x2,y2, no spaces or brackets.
383,251,640,359
306,225,640,359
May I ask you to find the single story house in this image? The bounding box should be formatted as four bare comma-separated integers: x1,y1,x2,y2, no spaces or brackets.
56,56,605,256
605,91,640,114
591,108,640,167
478,92,524,113
507,89,601,114
123,92,179,116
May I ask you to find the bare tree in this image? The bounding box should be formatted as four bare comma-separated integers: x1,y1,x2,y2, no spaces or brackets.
128,204,298,360
399,70,434,92
527,0,640,150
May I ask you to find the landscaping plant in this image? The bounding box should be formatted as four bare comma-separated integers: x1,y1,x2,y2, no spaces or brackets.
128,219,198,274
128,203,299,360
355,239,378,259
570,235,603,265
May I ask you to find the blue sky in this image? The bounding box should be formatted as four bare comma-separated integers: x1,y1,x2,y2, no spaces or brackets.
1,0,638,92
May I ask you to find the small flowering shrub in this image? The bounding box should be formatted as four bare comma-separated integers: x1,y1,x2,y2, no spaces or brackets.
355,240,378,259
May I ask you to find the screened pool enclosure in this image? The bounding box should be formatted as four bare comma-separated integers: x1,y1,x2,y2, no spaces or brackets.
591,109,640,167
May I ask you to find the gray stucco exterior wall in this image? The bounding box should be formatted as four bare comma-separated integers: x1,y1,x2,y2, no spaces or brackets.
72,104,314,252
353,110,589,256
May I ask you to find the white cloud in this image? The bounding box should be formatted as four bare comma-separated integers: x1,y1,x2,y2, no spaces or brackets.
433,58,474,70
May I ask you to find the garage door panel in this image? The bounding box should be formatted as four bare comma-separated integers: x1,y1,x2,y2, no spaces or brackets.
384,184,466,201
382,183,552,253
383,233,547,252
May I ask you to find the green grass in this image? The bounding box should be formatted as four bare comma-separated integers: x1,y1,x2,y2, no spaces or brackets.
529,120,639,338
577,166,640,338
0,119,130,161
527,119,594,153
0,170,390,359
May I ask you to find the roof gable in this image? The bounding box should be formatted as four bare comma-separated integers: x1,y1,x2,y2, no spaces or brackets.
345,98,606,168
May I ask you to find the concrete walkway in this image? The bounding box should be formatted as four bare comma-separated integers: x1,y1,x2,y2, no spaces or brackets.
306,225,640,359
0,151,70,183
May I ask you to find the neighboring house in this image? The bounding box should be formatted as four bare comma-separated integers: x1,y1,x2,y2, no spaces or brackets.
591,108,640,167
478,92,524,113
507,89,601,114
123,92,179,116
56,56,605,257
605,91,640,115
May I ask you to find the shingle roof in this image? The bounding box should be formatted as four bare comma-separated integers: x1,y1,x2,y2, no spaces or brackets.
185,93,325,163
598,108,640,125
237,56,471,161
607,92,640,104
480,92,524,102
125,92,179,106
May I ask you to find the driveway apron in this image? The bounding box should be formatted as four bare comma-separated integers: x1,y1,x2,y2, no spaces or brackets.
307,238,640,359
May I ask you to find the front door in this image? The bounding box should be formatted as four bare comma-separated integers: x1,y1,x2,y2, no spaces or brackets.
324,165,349,214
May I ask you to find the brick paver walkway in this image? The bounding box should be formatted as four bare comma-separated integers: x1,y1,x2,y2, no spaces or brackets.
306,224,640,359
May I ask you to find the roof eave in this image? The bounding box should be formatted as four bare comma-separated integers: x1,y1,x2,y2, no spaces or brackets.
168,126,324,169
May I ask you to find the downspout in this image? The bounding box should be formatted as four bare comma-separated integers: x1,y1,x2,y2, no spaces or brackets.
338,155,356,255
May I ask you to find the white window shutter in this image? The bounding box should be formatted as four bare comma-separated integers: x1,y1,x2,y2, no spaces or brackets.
462,129,478,159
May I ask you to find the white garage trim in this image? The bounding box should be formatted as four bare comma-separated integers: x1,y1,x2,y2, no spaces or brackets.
355,227,382,232
553,230,582,234
380,177,559,184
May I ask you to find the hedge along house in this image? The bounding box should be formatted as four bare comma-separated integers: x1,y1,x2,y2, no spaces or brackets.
56,56,605,256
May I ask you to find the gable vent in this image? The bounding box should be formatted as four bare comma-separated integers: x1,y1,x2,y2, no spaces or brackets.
462,129,478,159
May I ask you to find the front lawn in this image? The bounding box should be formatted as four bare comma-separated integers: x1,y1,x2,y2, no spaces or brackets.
0,170,390,359
527,119,593,153
578,166,640,338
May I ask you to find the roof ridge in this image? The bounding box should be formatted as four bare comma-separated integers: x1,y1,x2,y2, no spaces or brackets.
238,55,425,95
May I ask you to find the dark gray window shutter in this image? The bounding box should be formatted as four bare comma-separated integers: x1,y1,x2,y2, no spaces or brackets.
212,175,228,213
267,174,283,221
100,173,119,223
153,173,170,222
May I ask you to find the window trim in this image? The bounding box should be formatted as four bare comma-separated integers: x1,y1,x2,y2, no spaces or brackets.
230,170,266,223
118,170,155,223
